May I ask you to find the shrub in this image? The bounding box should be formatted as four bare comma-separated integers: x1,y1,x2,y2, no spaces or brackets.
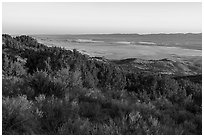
28,70,66,98
34,95,79,134
58,117,92,135
2,76,34,98
2,96,39,134
2,54,27,77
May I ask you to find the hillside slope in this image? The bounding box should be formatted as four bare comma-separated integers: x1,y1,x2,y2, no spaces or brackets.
111,57,201,76
2,34,202,135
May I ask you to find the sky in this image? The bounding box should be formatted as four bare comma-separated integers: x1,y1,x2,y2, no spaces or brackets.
2,2,202,34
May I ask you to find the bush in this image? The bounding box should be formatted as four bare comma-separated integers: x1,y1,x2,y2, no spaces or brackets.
58,117,92,135
3,54,27,77
2,76,34,98
34,95,79,134
2,96,39,134
28,70,66,98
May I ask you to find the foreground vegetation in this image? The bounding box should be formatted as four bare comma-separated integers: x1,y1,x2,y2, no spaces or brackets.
2,34,202,135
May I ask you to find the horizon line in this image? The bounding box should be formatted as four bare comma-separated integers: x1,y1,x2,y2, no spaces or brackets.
5,32,202,36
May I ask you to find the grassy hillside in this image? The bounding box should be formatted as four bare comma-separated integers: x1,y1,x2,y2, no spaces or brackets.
2,34,202,135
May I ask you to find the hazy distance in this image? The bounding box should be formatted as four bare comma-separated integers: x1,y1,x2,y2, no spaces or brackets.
2,2,202,35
